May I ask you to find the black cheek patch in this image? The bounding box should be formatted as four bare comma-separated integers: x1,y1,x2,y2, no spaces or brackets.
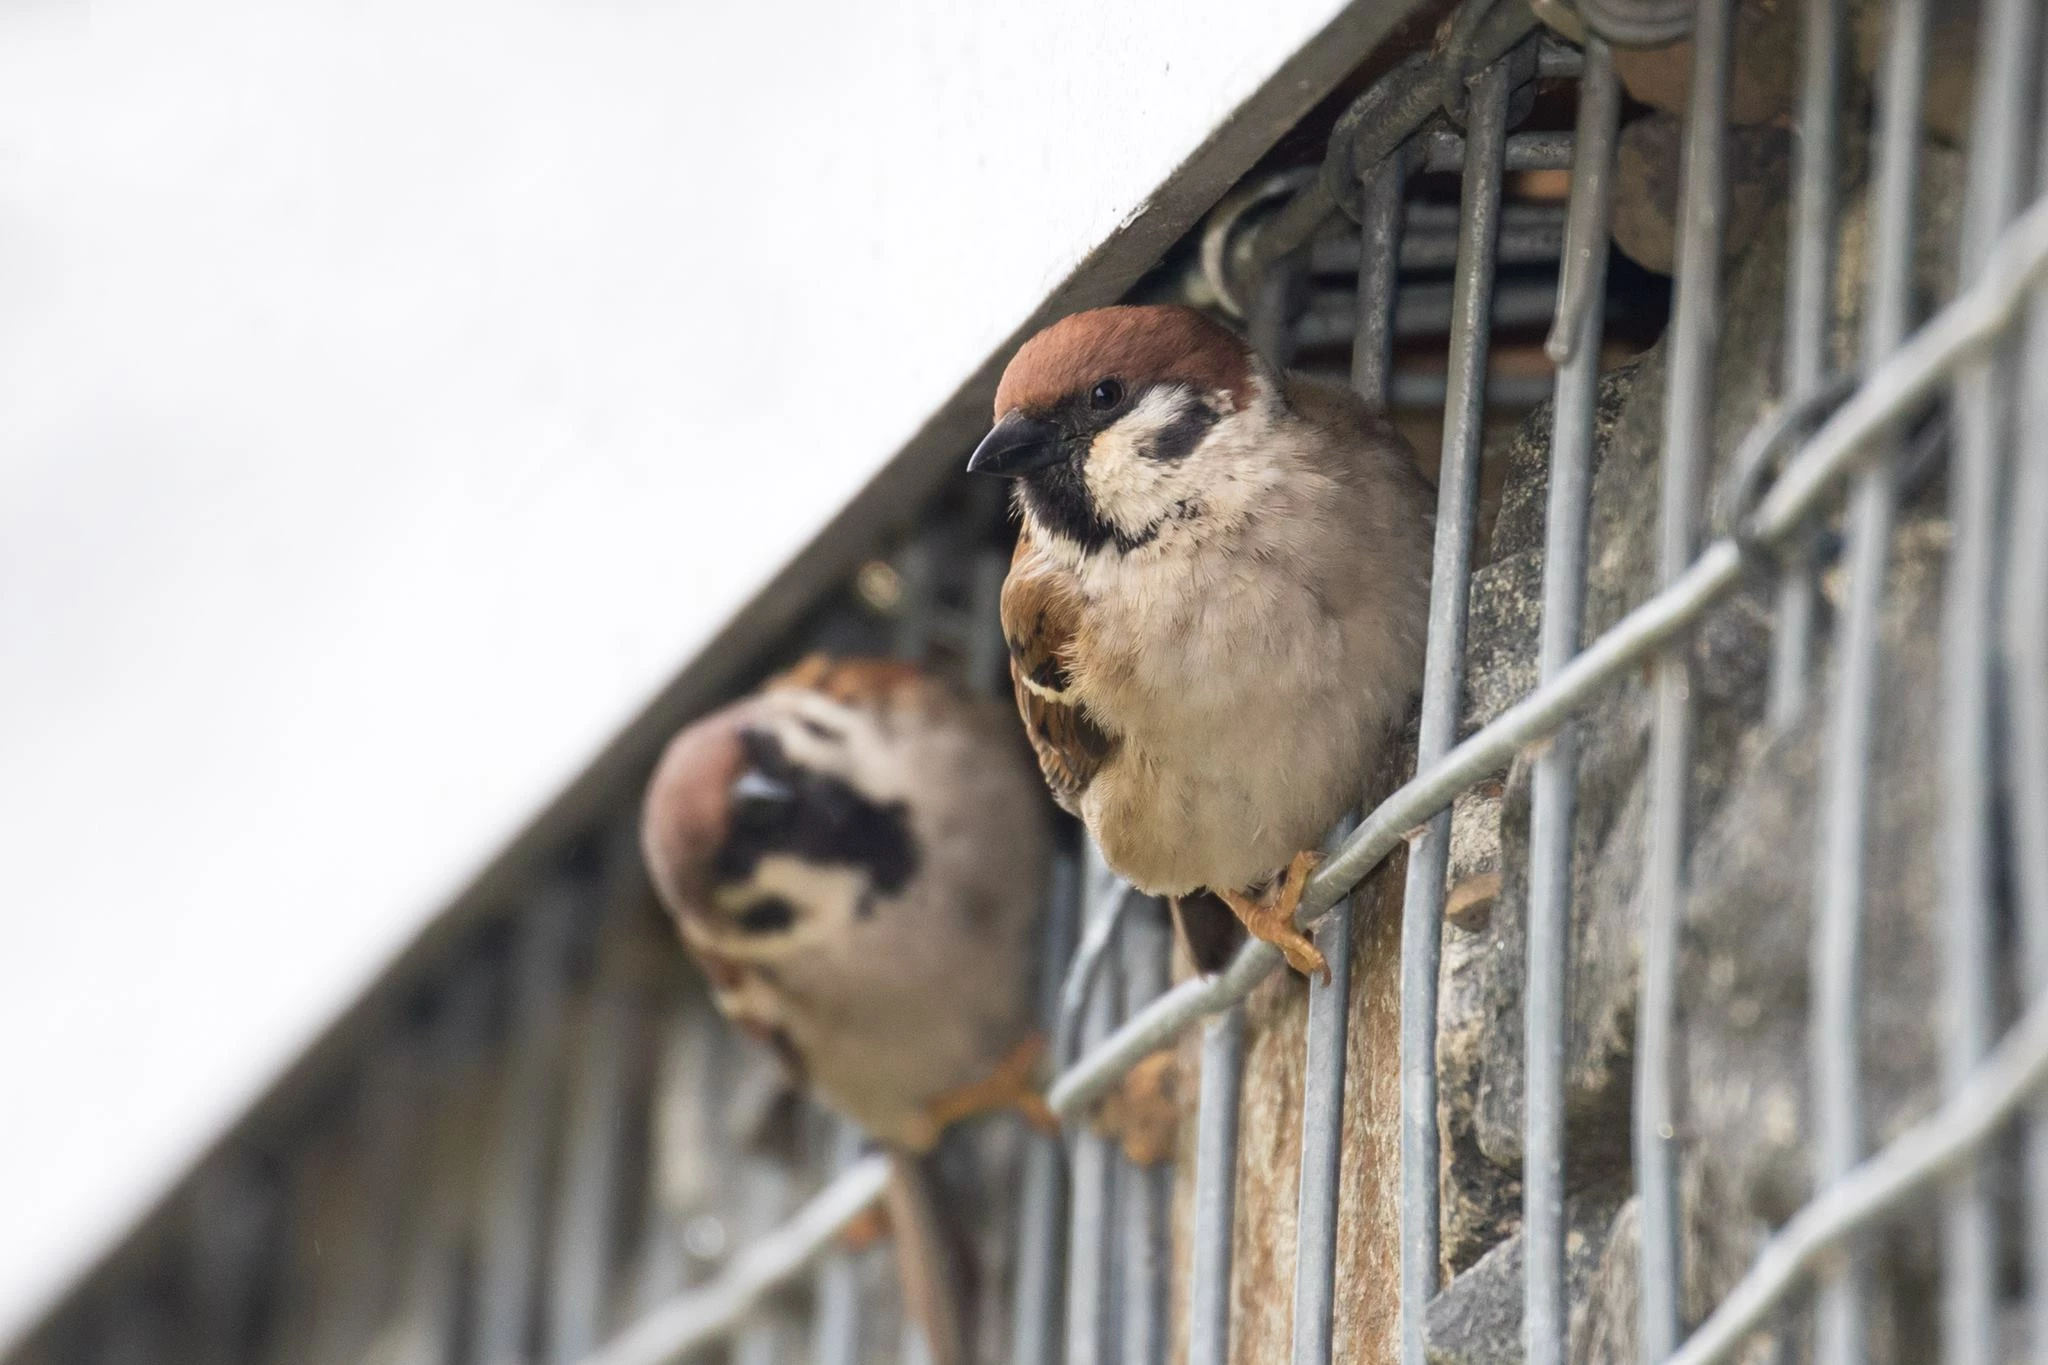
1142,402,1218,463
736,896,797,934
716,730,922,897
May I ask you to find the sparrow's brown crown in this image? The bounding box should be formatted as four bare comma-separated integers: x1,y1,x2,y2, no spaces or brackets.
991,305,1252,420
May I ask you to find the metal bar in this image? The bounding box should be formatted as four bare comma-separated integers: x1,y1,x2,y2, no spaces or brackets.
385,965,494,1365
2014,58,2048,1361
1119,899,1173,1365
1350,150,1411,406
1399,49,1515,1365
1293,138,1408,1365
1188,1005,1247,1365
551,846,644,1363
477,892,578,1365
1291,819,1359,1365
1525,38,1620,1365
1300,276,1559,349
1011,846,1082,1365
1066,847,1124,1365
1809,1,1927,1358
1942,0,2037,1357
1313,206,1565,274
1669,983,2048,1365
1420,129,1577,174
582,1154,893,1365
1766,0,1847,728
810,1123,868,1365
1638,1,1731,1353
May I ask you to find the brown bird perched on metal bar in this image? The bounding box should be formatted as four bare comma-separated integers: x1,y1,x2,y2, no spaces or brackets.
969,304,1433,981
640,655,1054,1364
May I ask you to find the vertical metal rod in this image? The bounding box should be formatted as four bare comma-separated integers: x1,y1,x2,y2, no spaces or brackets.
812,1122,869,1365
1290,818,1358,1365
1291,143,1410,1365
1943,0,2037,1358
1399,51,1515,1365
1769,0,1849,728
1352,148,1412,408
1809,1,1928,1359
1639,1,1732,1356
1188,1004,1247,1365
386,965,493,1365
2012,46,2048,1358
551,847,643,1363
1525,38,1620,1365
1119,900,1173,1365
1011,849,1082,1365
1066,846,1125,1365
476,893,578,1365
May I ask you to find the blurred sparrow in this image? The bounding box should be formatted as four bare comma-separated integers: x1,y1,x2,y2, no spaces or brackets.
641,653,1054,1151
641,655,1057,1365
969,304,1433,980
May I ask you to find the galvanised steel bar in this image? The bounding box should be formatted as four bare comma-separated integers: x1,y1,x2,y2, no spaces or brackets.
809,1122,867,1365
1524,38,1619,1365
1399,49,1517,1365
1299,276,1558,351
1668,983,2048,1365
1119,899,1173,1365
1066,847,1125,1365
2013,63,2048,1360
731,1160,800,1365
1187,1004,1248,1365
1943,0,2038,1357
1350,149,1411,407
1312,203,1565,275
583,1155,894,1365
1811,0,1927,1357
1292,138,1409,1365
1010,848,1082,1365
1638,0,1732,1353
1290,819,1359,1365
477,892,578,1365
551,848,643,1364
1768,0,1847,728
1419,129,1576,174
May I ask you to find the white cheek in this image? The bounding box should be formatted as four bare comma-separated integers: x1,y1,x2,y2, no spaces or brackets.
1082,391,1196,534
711,855,868,955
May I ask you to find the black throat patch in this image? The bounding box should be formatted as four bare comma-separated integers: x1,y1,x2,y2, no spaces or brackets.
714,730,920,912
1016,390,1218,556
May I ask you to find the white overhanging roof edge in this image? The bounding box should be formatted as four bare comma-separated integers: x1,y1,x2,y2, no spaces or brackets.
15,0,1431,1342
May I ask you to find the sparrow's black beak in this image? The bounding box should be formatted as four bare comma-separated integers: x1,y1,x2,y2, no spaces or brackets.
967,412,1065,478
729,767,797,824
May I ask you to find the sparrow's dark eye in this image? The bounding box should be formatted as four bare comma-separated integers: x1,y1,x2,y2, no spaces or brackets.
1089,379,1125,411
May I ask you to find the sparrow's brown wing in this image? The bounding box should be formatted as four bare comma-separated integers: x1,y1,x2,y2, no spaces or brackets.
1000,528,1116,815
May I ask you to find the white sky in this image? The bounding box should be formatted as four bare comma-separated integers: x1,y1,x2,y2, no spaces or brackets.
0,0,1356,1344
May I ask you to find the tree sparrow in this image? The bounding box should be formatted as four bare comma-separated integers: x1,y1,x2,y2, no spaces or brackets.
968,304,1433,980
641,656,1057,1365
640,653,1055,1151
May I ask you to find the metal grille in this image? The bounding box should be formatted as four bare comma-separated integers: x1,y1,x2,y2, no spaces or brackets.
17,1,2048,1362
590,1,2048,1360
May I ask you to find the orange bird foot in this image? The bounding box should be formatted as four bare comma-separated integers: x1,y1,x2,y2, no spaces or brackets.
1219,850,1330,983
910,1034,1059,1151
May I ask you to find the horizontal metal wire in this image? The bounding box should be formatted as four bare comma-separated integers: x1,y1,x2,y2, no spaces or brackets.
579,1154,892,1365
1668,981,2048,1365
578,152,2048,1365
